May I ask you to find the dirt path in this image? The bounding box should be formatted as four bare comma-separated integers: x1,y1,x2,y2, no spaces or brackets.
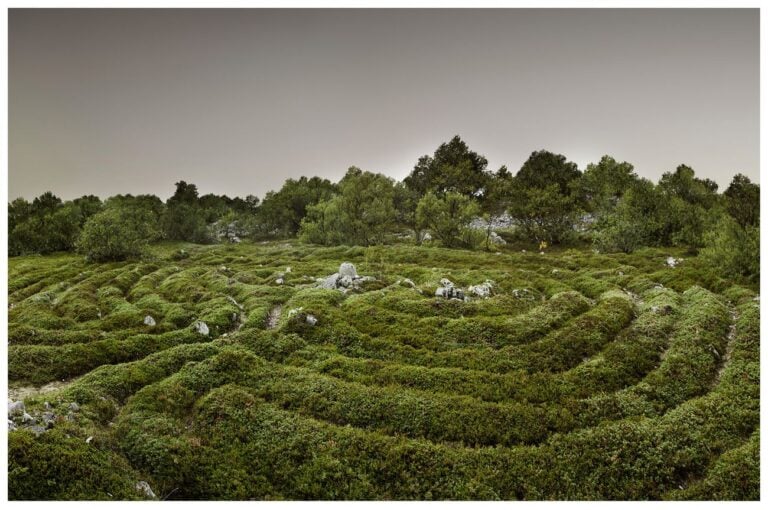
711,308,738,389
266,304,283,329
9,378,77,402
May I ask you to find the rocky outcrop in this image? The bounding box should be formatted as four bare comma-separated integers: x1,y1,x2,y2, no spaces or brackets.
317,263,375,293
435,278,465,300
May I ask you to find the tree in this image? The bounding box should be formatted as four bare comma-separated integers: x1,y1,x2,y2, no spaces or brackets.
700,215,759,283
393,182,425,242
404,135,490,198
578,156,638,215
515,150,581,196
592,179,668,253
723,174,759,228
8,193,84,255
259,176,337,237
77,204,160,262
479,167,513,249
416,192,481,248
507,150,583,244
299,167,396,246
163,182,208,242
72,195,103,226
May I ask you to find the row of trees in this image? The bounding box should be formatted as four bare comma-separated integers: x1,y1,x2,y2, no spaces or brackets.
8,136,759,281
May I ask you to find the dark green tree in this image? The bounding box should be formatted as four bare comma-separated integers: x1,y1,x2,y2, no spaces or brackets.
404,135,490,198
723,173,759,228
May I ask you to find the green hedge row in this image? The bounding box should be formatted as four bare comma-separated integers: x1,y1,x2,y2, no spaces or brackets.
572,286,731,426
9,329,212,385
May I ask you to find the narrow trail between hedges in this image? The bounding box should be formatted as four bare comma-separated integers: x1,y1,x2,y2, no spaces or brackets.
8,376,81,402
711,307,739,389
267,304,283,329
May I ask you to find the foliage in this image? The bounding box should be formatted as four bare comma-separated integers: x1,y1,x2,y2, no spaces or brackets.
404,135,490,198
258,176,337,237
700,215,760,283
77,204,160,262
299,168,396,246
416,192,482,248
507,151,583,244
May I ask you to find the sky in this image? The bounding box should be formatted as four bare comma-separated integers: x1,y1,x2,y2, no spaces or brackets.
8,8,759,201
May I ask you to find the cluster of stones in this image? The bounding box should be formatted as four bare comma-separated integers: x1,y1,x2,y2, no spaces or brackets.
435,279,465,300
317,263,375,293
8,400,79,435
467,280,495,298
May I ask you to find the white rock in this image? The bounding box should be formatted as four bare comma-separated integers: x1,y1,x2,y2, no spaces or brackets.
318,273,340,289
8,401,25,417
468,280,494,299
143,315,156,327
85,436,93,444
305,314,318,326
339,262,358,278
136,481,157,499
286,267,292,273
422,232,433,242
489,231,507,245
666,256,679,268
275,278,284,285
194,321,209,336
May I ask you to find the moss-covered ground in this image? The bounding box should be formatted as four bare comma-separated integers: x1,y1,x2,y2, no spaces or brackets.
7,241,759,500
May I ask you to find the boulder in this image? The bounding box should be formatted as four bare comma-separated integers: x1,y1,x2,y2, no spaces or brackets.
193,321,209,336
339,262,358,278
316,263,375,292
143,315,156,327
8,400,25,417
468,280,494,299
489,231,507,245
136,481,157,500
435,279,465,300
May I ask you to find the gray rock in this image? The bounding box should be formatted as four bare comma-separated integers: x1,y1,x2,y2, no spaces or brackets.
136,481,157,500
422,232,433,242
42,412,56,427
8,400,25,417
68,402,80,412
318,273,340,289
339,262,358,278
468,280,495,299
193,321,209,336
21,412,35,424
489,231,507,245
30,425,46,436
8,419,16,432
439,278,455,288
436,284,464,300
143,315,156,327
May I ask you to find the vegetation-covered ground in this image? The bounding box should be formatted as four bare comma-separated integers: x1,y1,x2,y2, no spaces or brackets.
7,241,759,500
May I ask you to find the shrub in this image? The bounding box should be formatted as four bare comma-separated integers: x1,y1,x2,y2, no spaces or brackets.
77,206,159,262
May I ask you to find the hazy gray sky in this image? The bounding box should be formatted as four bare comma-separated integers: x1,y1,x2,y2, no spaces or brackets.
9,8,759,201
